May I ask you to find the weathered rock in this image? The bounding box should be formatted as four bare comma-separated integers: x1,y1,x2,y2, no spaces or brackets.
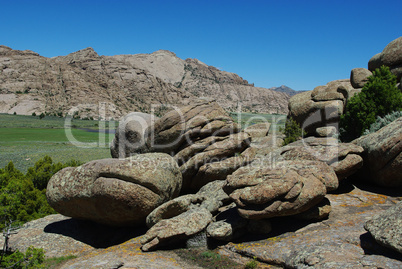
147,180,231,228
206,207,248,241
139,101,253,192
140,207,213,251
146,194,204,228
243,123,271,139
288,80,352,134
293,197,332,220
222,185,402,268
365,201,402,254
110,112,156,158
353,118,402,187
46,153,182,226
0,215,205,268
315,126,337,137
145,101,241,154
250,132,285,156
350,68,372,88
196,180,231,213
368,36,402,80
187,145,255,192
224,160,332,219
277,137,364,181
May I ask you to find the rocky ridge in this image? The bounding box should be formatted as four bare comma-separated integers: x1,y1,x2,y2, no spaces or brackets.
0,46,290,119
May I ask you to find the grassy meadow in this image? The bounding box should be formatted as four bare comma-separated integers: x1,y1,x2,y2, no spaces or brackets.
0,114,116,172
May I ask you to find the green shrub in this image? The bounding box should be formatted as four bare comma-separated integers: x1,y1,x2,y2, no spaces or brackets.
363,110,402,135
1,246,45,269
282,117,306,145
25,156,81,190
340,66,402,141
0,156,80,230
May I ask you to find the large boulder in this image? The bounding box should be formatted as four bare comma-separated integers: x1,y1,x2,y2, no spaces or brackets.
46,153,182,226
243,122,271,139
350,68,372,88
368,36,402,80
140,207,213,251
110,112,157,158
146,180,231,228
288,80,352,134
353,118,402,187
223,160,335,219
272,137,364,182
364,201,402,254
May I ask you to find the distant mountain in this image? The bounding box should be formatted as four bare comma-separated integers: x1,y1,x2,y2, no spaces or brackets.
0,46,290,119
269,85,304,96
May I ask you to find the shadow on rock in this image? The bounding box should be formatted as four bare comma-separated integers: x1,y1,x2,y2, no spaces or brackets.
352,180,402,197
44,218,147,248
360,232,402,262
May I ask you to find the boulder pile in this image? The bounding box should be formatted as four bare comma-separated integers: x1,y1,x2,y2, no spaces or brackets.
46,99,402,255
288,36,402,135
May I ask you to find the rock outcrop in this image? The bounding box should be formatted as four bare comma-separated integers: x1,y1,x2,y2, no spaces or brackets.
115,101,255,193
288,79,357,134
46,153,182,226
275,137,364,181
140,207,213,251
365,201,402,254
353,117,402,187
223,160,334,219
368,36,402,80
0,45,290,118
288,36,401,135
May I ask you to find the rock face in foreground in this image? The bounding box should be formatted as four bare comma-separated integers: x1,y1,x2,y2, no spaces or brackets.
223,160,335,219
222,186,402,269
46,153,182,226
5,185,401,268
353,117,402,187
365,201,402,254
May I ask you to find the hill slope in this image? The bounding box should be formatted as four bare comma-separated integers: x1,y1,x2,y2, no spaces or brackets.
0,46,290,119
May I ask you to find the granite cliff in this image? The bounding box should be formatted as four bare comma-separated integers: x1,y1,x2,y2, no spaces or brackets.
0,46,290,119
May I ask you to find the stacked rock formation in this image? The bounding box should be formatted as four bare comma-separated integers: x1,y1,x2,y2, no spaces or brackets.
112,100,255,193
288,36,402,135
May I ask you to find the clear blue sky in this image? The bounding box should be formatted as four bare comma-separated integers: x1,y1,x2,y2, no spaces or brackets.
2,0,401,91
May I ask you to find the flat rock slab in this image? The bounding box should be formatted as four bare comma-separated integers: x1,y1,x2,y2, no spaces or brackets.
221,185,402,268
0,214,203,269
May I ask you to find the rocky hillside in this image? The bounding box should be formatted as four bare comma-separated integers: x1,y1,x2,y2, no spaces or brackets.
0,46,290,119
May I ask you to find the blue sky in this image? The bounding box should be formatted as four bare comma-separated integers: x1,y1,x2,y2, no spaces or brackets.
2,0,401,91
